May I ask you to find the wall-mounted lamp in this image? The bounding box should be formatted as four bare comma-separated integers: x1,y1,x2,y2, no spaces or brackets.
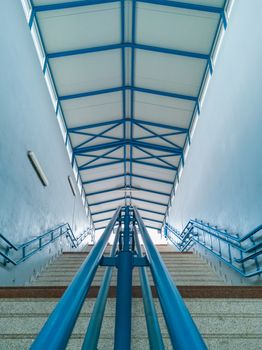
27,151,49,186
68,175,76,196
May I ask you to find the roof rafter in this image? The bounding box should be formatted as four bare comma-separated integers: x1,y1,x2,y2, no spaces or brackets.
59,86,197,102
47,43,209,61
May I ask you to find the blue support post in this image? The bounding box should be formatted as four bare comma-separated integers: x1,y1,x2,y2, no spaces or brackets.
81,224,121,350
114,206,133,350
133,227,165,350
134,207,207,350
30,207,121,350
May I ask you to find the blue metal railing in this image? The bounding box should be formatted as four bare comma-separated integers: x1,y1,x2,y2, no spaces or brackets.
31,207,121,350
134,208,207,349
165,220,262,278
0,223,94,266
30,207,207,349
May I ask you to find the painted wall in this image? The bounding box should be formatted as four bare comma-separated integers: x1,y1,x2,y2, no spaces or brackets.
0,1,90,285
168,1,262,236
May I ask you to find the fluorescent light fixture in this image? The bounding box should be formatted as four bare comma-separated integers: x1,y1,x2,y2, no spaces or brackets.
27,151,49,186
68,175,76,196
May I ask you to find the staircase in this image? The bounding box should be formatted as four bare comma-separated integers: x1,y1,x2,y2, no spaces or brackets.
1,245,262,349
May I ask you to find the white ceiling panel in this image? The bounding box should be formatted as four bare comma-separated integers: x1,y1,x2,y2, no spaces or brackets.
37,3,121,52
50,50,122,96
136,3,220,54
84,178,124,193
80,163,124,182
134,92,195,128
135,50,206,96
132,179,171,193
62,93,122,128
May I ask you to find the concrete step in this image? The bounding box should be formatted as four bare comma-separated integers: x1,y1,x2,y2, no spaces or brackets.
32,251,224,287
0,298,261,350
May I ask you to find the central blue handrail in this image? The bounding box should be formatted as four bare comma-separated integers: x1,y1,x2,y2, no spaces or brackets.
165,220,262,278
134,207,207,350
0,223,94,266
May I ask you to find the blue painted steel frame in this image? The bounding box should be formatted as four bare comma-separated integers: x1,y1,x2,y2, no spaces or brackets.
28,0,229,229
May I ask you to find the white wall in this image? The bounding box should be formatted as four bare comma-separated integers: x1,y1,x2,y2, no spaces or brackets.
168,0,262,237
0,1,90,285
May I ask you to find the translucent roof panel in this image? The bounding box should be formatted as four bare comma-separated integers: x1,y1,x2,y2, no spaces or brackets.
26,0,232,232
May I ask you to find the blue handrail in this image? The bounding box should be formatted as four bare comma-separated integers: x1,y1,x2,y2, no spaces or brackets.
134,207,207,350
165,220,262,278
30,207,121,350
0,223,94,266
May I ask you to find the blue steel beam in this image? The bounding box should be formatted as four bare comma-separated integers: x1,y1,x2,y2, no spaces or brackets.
33,0,226,28
74,140,181,155
68,119,123,132
142,217,163,224
135,131,186,142
79,160,124,171
89,196,167,208
86,186,125,197
83,173,173,185
68,118,187,134
33,0,224,15
134,144,179,168
146,225,161,230
78,154,121,162
135,154,177,161
131,197,168,207
33,0,119,12
83,174,124,185
137,208,165,216
132,160,177,171
92,208,117,216
74,141,123,154
134,121,182,149
130,173,173,185
86,186,169,197
134,119,188,133
74,122,122,150
139,0,224,14
133,86,198,102
78,145,122,169
120,0,127,200
131,186,170,197
69,131,121,142
134,144,178,169
133,140,181,154
94,217,111,224
59,87,123,101
47,43,209,61
59,86,197,102
89,197,126,207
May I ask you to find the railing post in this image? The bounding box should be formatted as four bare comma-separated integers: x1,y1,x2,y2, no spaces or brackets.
114,206,133,350
31,207,121,350
134,207,207,350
